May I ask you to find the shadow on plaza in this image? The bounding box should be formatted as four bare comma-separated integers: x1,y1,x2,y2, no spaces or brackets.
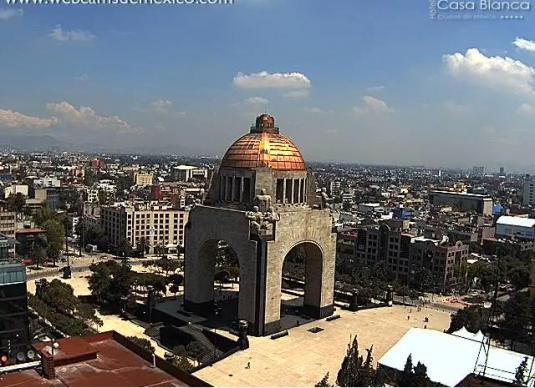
150,285,314,335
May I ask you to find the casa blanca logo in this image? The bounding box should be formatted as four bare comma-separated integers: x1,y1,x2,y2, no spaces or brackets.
430,0,532,19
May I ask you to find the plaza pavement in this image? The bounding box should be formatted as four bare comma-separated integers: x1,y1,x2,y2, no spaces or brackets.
194,304,452,387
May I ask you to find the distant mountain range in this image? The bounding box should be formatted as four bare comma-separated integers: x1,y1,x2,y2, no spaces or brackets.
0,132,218,157
0,133,66,150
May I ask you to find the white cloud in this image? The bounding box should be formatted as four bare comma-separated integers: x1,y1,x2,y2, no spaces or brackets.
49,25,96,42
0,109,58,129
304,106,333,114
365,85,386,92
443,101,470,115
0,8,23,20
444,48,535,95
517,103,535,115
283,89,310,99
513,37,535,53
353,96,393,115
244,96,269,107
46,101,131,131
74,73,89,82
150,99,173,113
233,71,311,90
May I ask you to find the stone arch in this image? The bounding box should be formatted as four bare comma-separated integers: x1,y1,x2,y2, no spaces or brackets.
184,207,259,328
281,240,326,317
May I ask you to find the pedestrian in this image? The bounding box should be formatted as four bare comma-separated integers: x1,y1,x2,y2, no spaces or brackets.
245,361,250,369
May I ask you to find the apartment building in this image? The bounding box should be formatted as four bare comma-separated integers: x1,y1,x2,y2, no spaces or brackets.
0,202,16,237
354,220,412,279
410,236,469,292
351,221,469,291
135,172,153,187
101,201,189,254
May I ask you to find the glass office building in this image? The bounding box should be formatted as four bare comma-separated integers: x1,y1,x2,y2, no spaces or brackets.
0,235,30,361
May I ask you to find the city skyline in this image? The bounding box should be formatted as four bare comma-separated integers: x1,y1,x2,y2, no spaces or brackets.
2,0,535,170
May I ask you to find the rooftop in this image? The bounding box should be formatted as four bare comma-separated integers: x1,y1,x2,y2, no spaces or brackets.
430,190,492,199
0,331,209,387
496,216,535,228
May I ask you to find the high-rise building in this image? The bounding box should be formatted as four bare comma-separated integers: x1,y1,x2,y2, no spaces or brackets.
499,166,505,175
0,234,29,361
101,201,189,253
472,166,485,177
523,176,535,206
330,180,341,196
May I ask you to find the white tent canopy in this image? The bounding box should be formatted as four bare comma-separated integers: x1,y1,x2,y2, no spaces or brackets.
379,328,534,386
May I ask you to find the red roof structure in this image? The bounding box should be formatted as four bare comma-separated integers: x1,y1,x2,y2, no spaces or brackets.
0,331,210,387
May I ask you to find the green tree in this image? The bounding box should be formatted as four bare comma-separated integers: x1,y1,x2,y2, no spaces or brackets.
500,292,531,348
136,238,148,257
336,336,376,387
6,192,25,213
34,208,59,226
128,336,155,353
412,361,432,386
88,260,132,312
399,354,414,387
78,303,103,330
315,372,331,387
448,305,489,334
42,219,65,266
508,265,530,291
186,341,208,366
35,279,79,314
117,239,133,259
515,356,529,385
169,347,194,372
398,355,433,386
33,244,47,269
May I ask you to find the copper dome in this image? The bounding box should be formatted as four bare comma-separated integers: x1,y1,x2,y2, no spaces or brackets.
220,115,306,171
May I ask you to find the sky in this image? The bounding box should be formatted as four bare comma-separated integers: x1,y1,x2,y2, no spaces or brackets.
2,0,535,171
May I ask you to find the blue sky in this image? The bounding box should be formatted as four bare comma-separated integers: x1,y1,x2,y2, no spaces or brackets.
2,0,535,170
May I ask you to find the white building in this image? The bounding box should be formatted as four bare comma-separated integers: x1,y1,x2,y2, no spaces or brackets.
33,176,61,188
524,176,535,206
357,202,382,214
329,180,341,196
173,165,208,182
3,185,29,199
101,201,189,254
134,172,153,187
496,216,535,240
